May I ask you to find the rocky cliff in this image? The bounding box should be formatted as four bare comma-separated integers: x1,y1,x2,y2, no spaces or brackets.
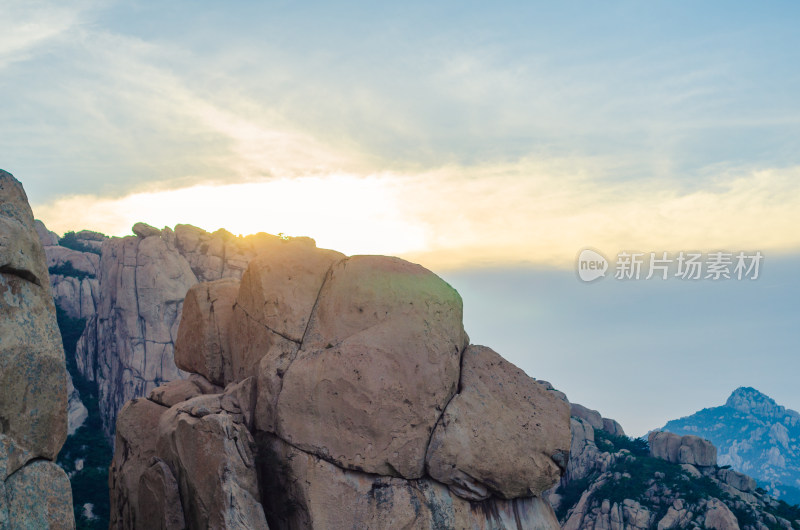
49,222,274,439
663,387,800,505
551,406,800,530
0,170,74,528
109,242,572,528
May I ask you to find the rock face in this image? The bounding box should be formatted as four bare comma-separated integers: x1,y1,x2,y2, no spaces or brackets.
662,387,800,505
552,405,800,530
649,431,717,467
570,403,625,437
0,170,74,528
110,246,571,528
426,345,570,500
71,224,277,438
274,255,468,479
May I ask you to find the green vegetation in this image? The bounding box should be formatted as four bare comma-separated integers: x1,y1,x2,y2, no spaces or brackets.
55,306,112,530
593,429,649,457
555,475,594,521
48,262,95,280
558,426,800,529
58,232,101,255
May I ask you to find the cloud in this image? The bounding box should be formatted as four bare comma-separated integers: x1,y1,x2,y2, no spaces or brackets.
33,162,800,270
0,1,100,69
400,163,800,269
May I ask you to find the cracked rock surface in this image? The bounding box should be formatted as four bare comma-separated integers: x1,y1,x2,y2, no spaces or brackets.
111,239,571,529
0,170,74,528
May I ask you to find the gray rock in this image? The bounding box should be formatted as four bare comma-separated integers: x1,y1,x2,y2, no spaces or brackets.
5,459,74,530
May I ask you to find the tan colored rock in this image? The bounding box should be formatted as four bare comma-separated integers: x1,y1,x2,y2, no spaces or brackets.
75,224,277,437
132,222,162,238
148,379,202,408
243,310,298,433
34,219,59,247
0,171,68,463
571,403,604,430
223,377,257,431
173,224,268,282
679,435,717,467
235,239,344,343
174,278,240,386
227,241,344,426
109,398,169,529
649,431,717,467
188,373,223,395
259,433,560,530
230,241,344,417
426,345,571,500
704,498,740,529
275,255,469,478
45,244,99,276
137,458,186,530
156,396,267,529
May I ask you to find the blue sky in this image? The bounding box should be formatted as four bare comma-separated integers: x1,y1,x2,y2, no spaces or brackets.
2,0,799,434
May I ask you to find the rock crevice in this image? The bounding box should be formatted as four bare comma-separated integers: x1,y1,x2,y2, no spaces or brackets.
111,243,571,528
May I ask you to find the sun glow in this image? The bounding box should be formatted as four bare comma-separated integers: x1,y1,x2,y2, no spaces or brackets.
32,166,800,271
34,175,428,257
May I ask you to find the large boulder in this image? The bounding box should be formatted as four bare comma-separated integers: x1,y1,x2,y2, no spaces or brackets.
174,278,240,386
649,431,717,467
275,255,469,478
426,345,571,500
110,249,570,528
704,498,740,530
5,459,74,529
571,403,604,431
258,433,561,530
156,395,268,529
0,170,74,528
109,398,169,529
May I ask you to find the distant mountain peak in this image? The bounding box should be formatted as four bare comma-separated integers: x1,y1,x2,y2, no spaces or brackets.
725,387,784,417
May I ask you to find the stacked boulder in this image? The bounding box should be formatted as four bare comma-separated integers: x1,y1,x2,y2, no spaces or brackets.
0,171,74,528
648,431,717,467
110,238,571,528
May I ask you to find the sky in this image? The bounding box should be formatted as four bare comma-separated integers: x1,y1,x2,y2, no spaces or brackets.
2,0,800,435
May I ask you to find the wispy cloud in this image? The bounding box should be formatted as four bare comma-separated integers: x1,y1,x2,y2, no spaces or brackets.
0,1,100,69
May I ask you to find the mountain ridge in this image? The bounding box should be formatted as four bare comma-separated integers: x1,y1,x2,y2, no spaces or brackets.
663,386,800,505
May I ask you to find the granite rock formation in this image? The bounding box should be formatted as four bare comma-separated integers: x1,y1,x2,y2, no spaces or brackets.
110,243,571,528
551,406,800,530
67,223,276,438
0,170,74,528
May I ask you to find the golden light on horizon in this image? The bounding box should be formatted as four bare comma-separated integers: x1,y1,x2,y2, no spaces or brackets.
32,165,800,272
33,175,429,258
